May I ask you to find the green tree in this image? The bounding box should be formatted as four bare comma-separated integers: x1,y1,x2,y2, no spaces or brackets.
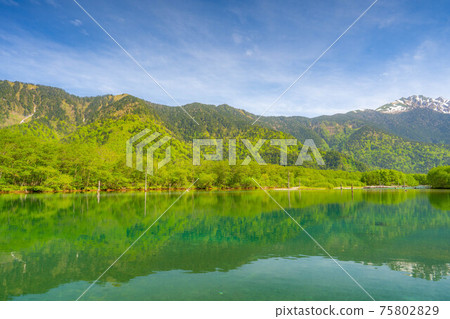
427,166,450,189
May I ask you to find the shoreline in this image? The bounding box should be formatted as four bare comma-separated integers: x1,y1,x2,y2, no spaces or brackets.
0,185,435,194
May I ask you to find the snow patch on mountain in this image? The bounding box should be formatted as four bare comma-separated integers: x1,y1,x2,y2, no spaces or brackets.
377,95,450,114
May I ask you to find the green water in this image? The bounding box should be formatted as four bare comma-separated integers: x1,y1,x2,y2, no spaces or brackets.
0,189,448,301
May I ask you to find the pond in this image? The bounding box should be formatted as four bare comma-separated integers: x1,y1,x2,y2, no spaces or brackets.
0,189,448,300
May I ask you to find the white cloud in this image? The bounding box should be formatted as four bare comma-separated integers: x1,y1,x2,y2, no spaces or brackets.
1,1,449,119
0,0,18,6
70,19,83,27
232,33,242,44
45,0,58,7
2,29,449,119
260,39,450,117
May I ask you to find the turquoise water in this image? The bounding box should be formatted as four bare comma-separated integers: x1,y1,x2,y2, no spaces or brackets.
0,189,448,300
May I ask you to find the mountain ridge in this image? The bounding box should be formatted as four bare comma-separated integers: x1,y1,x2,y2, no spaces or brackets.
0,80,448,173
2,80,449,121
377,95,450,114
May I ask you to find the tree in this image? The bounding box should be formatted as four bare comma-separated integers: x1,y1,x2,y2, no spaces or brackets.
427,166,450,189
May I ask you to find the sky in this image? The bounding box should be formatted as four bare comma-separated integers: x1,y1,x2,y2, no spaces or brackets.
0,0,449,117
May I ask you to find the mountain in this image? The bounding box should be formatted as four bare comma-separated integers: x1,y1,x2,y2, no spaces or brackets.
377,95,450,114
0,80,366,168
341,125,449,174
257,95,449,173
0,80,448,184
260,112,449,173
259,95,450,146
1,80,376,192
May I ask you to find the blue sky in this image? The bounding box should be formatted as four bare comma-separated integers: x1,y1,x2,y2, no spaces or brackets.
1,0,449,117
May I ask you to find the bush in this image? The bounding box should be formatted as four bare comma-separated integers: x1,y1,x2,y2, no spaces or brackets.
412,173,427,185
310,182,334,189
196,173,217,189
427,166,450,189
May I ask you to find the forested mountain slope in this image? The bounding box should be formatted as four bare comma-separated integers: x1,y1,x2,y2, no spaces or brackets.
341,126,448,173
0,80,448,178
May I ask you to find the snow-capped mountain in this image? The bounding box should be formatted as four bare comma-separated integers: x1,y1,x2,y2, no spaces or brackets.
377,95,450,114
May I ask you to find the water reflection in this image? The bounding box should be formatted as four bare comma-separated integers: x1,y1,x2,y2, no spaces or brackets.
0,189,448,300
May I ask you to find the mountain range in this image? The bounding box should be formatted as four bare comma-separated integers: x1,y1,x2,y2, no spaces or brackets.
377,95,450,114
0,80,449,176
